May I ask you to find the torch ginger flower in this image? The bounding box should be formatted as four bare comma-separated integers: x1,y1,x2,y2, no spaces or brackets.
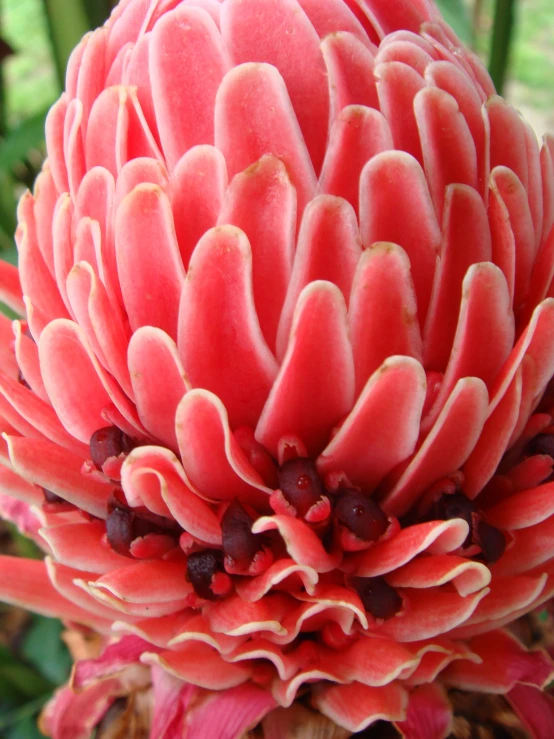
1,0,554,736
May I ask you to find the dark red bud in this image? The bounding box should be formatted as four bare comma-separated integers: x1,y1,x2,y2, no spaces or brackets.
187,549,224,600
278,457,324,517
477,521,506,564
106,507,135,557
335,490,388,541
352,576,402,620
90,426,135,471
527,434,554,458
221,500,263,568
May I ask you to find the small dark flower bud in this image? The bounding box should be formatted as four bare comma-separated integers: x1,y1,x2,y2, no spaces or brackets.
90,426,135,471
352,576,402,620
278,457,324,517
335,490,388,541
187,549,224,600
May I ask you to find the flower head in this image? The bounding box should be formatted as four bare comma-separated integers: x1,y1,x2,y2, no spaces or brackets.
1,0,554,736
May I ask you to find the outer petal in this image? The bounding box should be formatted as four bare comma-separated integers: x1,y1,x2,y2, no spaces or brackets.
313,682,408,733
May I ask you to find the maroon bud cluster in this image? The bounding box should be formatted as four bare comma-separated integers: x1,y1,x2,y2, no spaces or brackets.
106,497,180,557
334,489,388,541
351,576,403,620
221,500,264,570
90,426,135,471
278,457,325,516
187,549,224,600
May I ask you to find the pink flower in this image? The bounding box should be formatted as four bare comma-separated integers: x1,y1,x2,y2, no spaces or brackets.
1,0,554,735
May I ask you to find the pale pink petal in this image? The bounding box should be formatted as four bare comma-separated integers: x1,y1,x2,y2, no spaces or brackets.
215,63,317,218
150,5,231,170
45,96,70,194
387,554,491,596
218,155,295,355
257,282,355,458
0,465,43,506
235,558,318,602
41,520,133,574
178,226,278,428
33,165,59,276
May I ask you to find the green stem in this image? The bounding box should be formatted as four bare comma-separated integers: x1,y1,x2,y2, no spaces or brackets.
488,0,517,95
41,0,91,90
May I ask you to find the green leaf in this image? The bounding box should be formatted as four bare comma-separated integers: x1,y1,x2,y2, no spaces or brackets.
435,0,474,45
0,663,52,699
22,616,72,685
0,108,49,171
0,693,51,734
41,0,91,88
5,711,45,739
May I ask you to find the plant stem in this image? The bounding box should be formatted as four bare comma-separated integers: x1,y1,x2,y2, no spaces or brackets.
489,0,517,95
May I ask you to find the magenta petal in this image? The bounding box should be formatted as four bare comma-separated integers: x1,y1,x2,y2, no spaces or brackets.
508,684,554,739
218,155,295,355
178,226,278,428
395,684,453,739
382,377,489,517
150,5,230,170
215,63,317,218
257,281,355,458
41,680,122,739
318,356,425,492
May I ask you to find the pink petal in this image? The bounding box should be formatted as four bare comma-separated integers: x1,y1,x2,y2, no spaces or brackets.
0,465,43,506
298,0,369,43
485,481,554,531
313,681,408,732
346,519,470,577
252,515,342,573
115,184,185,338
235,558,318,602
45,96,69,193
178,226,278,428
256,282,355,458
5,435,112,518
218,155,295,355
319,105,393,215
91,560,191,603
360,150,440,325
423,184,492,372
490,516,554,578
128,327,188,449
143,642,252,689
381,377,489,517
41,520,133,575
348,244,423,394
41,680,121,739
375,62,425,163
63,99,86,197
276,196,361,360
72,634,156,689
176,389,270,506
463,367,522,498
215,63,317,218
0,260,24,316
487,96,529,194
32,165,58,277
170,145,228,267
317,356,425,492
321,32,378,122
443,629,554,692
221,0,329,173
150,5,231,170
121,445,222,544
423,263,514,430
0,556,110,627
414,86,478,219
387,554,491,596
205,592,290,637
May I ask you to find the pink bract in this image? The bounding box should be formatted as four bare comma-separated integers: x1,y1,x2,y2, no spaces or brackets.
1,0,554,736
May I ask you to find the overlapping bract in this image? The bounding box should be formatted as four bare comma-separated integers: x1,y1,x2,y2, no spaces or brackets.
1,0,554,736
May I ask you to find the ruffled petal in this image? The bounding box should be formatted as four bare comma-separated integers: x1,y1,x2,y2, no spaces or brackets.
313,681,408,732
